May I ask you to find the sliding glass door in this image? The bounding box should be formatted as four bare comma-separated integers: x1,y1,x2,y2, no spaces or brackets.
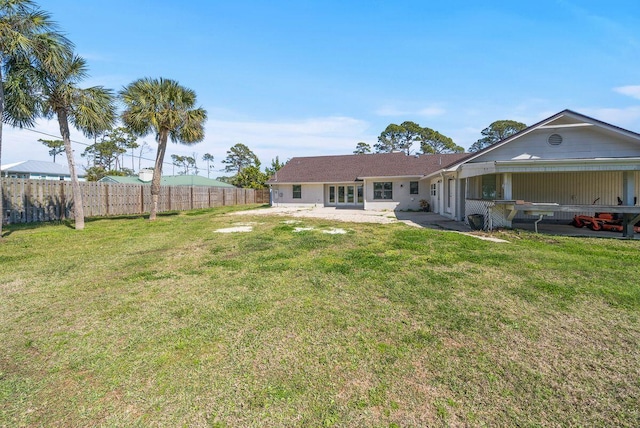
328,184,364,206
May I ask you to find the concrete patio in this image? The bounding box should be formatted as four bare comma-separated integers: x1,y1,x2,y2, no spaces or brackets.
235,206,637,239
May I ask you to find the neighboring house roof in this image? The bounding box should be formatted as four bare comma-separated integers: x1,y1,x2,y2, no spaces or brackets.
99,176,141,184
1,160,86,177
267,152,470,184
99,175,236,187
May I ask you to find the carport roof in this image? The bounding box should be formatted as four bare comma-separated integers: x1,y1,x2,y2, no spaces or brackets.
267,152,470,183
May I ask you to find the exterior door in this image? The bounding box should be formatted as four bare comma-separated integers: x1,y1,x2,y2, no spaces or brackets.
446,178,454,214
330,184,364,206
346,185,355,203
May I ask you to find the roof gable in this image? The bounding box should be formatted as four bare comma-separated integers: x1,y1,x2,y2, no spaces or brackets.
268,152,470,183
443,109,640,170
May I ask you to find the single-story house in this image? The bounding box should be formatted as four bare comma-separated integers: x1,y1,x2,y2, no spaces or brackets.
428,109,640,232
0,160,86,181
99,169,235,187
266,151,469,211
267,110,640,235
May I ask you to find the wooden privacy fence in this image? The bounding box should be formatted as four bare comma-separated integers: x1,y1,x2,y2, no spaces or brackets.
1,178,270,224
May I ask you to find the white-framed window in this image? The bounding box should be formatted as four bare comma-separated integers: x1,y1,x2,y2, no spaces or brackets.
409,181,419,195
292,185,302,199
430,183,437,196
373,182,393,200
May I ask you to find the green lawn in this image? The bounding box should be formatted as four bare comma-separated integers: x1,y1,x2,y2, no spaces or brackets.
1,206,639,427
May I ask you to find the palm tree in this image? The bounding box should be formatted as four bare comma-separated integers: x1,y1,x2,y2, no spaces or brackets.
43,55,116,229
120,78,207,220
9,53,116,230
0,0,71,237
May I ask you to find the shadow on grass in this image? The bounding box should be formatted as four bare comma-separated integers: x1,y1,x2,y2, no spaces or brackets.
1,204,272,236
2,220,70,236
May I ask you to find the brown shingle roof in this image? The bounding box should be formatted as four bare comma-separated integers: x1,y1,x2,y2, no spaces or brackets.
267,152,471,183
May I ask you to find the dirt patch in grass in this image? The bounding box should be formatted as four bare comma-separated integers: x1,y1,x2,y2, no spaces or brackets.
215,226,254,233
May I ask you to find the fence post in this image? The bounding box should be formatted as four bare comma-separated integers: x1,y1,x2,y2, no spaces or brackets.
59,181,66,220
105,184,110,216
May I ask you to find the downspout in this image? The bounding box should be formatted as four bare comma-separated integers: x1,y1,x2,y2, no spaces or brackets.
362,178,367,210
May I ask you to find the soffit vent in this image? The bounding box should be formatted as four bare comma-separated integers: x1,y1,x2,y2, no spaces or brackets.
548,133,563,146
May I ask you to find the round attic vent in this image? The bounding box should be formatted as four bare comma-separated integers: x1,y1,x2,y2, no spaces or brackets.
548,133,563,146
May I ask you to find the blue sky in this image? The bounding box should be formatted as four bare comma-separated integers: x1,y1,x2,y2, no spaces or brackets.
4,0,640,174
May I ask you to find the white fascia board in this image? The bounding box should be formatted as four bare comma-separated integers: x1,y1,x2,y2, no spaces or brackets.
269,181,332,185
357,175,424,180
458,162,498,179
493,157,640,172
454,158,640,177
269,181,363,185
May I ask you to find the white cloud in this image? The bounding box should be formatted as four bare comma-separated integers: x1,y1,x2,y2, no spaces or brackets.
579,106,640,130
374,106,406,116
416,107,446,117
374,105,446,118
613,85,640,100
200,116,374,164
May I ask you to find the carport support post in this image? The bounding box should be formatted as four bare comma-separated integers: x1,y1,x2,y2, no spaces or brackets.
502,173,513,200
622,171,636,238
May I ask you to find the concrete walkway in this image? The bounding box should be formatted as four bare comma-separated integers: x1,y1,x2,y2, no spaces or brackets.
393,211,472,232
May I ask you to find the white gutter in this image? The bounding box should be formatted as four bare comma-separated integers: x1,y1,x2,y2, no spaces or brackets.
357,175,424,180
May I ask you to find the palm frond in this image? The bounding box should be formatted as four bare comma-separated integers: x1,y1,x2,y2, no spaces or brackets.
69,86,116,138
2,61,39,127
120,77,207,146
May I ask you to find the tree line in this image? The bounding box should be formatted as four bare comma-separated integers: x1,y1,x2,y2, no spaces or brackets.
354,119,527,155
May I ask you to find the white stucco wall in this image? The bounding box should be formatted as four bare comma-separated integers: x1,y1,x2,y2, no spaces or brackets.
272,179,433,211
270,183,325,206
362,178,429,211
